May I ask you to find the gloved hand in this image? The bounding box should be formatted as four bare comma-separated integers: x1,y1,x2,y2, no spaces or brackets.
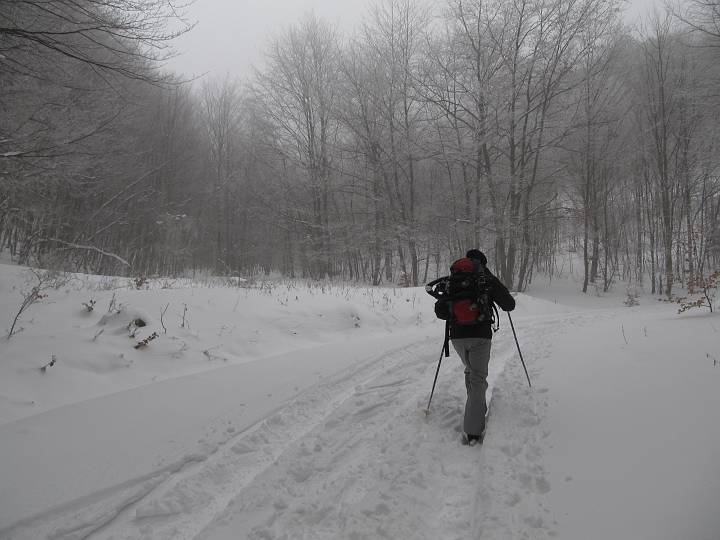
484,274,500,295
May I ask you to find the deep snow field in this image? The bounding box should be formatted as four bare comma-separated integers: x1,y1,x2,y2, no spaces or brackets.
0,262,718,540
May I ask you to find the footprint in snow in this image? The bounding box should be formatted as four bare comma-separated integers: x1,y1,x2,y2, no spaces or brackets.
517,472,551,494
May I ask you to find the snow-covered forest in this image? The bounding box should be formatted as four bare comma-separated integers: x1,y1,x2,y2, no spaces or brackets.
2,2,720,538
2,0,719,293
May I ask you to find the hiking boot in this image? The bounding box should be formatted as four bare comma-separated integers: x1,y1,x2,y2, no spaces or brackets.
462,433,483,446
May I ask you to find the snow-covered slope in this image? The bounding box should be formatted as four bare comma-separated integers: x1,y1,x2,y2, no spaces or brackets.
0,265,431,424
0,264,718,540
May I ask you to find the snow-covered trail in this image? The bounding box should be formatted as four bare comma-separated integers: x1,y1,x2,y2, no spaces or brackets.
4,298,718,540
104,313,592,540
0,307,588,540
179,312,593,540
1,329,431,538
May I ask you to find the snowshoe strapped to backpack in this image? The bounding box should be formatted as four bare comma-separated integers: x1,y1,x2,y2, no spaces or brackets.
426,257,496,327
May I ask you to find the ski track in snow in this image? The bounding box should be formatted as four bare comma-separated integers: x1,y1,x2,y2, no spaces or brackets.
6,310,607,540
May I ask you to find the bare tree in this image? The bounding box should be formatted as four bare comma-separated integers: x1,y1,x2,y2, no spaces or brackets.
338,40,394,284
672,0,720,43
0,0,193,84
254,13,341,278
634,12,687,296
199,76,244,273
358,0,430,286
564,9,625,293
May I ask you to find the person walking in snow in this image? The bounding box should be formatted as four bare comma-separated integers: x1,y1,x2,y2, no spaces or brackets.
449,249,515,444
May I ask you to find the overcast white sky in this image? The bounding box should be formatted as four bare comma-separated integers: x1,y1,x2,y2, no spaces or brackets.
165,0,370,79
165,0,662,80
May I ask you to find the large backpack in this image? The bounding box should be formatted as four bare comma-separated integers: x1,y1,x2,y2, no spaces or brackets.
426,257,496,326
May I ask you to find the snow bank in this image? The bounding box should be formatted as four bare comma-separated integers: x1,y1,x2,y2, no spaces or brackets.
0,264,433,425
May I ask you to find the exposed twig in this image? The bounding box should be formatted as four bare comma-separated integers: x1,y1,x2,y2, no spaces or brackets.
134,332,159,349
7,270,63,339
40,355,57,373
203,347,228,362
160,303,169,334
43,239,131,267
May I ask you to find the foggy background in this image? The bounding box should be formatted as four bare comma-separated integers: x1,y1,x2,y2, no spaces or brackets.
1,0,717,297
167,0,662,78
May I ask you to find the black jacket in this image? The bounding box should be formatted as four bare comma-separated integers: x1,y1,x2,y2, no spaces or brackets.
449,268,515,340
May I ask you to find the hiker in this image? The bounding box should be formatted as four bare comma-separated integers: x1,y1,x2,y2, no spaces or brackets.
449,249,515,444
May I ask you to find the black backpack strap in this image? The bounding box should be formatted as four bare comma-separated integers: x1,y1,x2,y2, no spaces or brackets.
491,303,500,332
443,320,451,357
425,276,449,299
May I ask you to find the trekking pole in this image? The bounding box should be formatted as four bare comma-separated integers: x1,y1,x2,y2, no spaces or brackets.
424,322,450,416
507,312,531,388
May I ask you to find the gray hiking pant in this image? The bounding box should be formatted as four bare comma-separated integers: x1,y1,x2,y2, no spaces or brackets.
451,337,491,436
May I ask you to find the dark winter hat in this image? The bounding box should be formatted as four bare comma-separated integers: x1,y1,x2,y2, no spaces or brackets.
466,249,487,265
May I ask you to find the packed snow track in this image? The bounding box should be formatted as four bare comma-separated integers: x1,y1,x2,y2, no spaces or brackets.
2,311,583,540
